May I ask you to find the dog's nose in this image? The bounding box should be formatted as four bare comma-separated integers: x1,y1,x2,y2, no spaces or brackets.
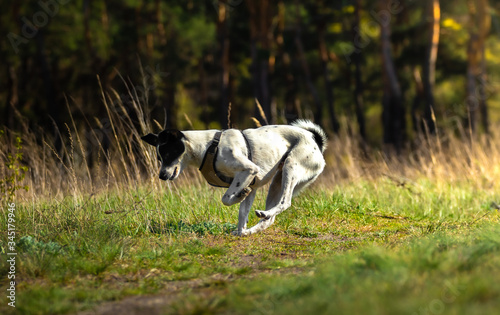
159,171,168,181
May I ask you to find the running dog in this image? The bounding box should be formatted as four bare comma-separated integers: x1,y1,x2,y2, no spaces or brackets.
141,120,327,236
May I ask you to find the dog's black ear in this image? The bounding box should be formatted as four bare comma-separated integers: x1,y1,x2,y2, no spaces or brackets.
141,133,158,146
158,129,185,143
168,129,185,140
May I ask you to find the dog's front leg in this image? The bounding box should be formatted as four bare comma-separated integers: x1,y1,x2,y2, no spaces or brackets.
232,189,257,236
222,161,260,206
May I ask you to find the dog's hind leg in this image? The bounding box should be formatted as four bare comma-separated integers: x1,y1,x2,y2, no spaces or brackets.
254,151,323,222
231,168,283,236
246,216,276,235
241,170,282,235
232,189,257,236
250,156,300,228
265,168,283,210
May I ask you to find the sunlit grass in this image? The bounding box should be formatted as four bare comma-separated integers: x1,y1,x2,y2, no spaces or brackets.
1,176,500,314
220,224,500,315
2,79,500,313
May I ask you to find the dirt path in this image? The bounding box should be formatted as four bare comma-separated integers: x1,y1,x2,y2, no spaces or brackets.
73,231,354,314
73,266,307,315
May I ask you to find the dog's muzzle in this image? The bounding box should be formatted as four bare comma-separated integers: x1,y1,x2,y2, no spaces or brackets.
159,167,178,181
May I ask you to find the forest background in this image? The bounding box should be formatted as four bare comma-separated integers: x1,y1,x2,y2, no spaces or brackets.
4,2,500,313
2,0,500,156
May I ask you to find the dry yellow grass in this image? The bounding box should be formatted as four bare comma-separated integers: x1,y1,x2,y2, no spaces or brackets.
2,76,500,202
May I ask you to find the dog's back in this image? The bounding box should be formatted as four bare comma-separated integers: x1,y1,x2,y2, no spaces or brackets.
238,122,326,186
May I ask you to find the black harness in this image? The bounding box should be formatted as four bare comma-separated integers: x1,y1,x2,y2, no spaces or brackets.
199,130,254,188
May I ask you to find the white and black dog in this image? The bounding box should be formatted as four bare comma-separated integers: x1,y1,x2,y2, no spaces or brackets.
141,120,327,236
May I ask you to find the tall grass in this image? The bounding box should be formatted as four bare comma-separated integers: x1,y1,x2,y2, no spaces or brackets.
1,72,205,202
1,72,500,204
2,76,500,314
320,124,500,198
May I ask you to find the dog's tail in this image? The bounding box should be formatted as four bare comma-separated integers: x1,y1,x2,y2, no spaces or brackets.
291,119,328,153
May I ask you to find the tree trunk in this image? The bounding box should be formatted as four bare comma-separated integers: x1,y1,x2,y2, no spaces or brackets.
247,0,273,125
83,0,93,58
422,0,440,135
217,3,230,128
5,64,17,129
155,0,166,46
36,30,62,152
164,75,177,129
294,1,323,126
353,0,366,140
380,0,405,152
466,35,477,132
479,45,489,134
318,20,339,133
277,1,299,123
4,4,20,129
198,56,210,128
411,67,424,134
466,0,491,133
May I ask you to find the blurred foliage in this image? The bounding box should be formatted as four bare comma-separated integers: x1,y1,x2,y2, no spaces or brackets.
16,235,64,255
0,131,29,200
1,0,500,145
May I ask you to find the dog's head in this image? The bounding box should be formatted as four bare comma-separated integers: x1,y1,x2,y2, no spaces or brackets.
141,129,187,181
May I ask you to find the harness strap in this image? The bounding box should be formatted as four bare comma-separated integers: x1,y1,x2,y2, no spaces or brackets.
240,131,256,186
199,130,254,188
241,130,252,161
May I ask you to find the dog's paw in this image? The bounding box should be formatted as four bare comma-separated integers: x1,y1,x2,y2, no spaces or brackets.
236,187,252,199
231,229,250,237
222,187,253,206
255,210,271,220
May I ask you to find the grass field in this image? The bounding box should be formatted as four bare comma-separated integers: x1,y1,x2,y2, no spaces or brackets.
1,173,500,314
2,90,500,314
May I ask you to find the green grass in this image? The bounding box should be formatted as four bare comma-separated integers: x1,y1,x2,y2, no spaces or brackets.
1,178,500,314
221,225,500,315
